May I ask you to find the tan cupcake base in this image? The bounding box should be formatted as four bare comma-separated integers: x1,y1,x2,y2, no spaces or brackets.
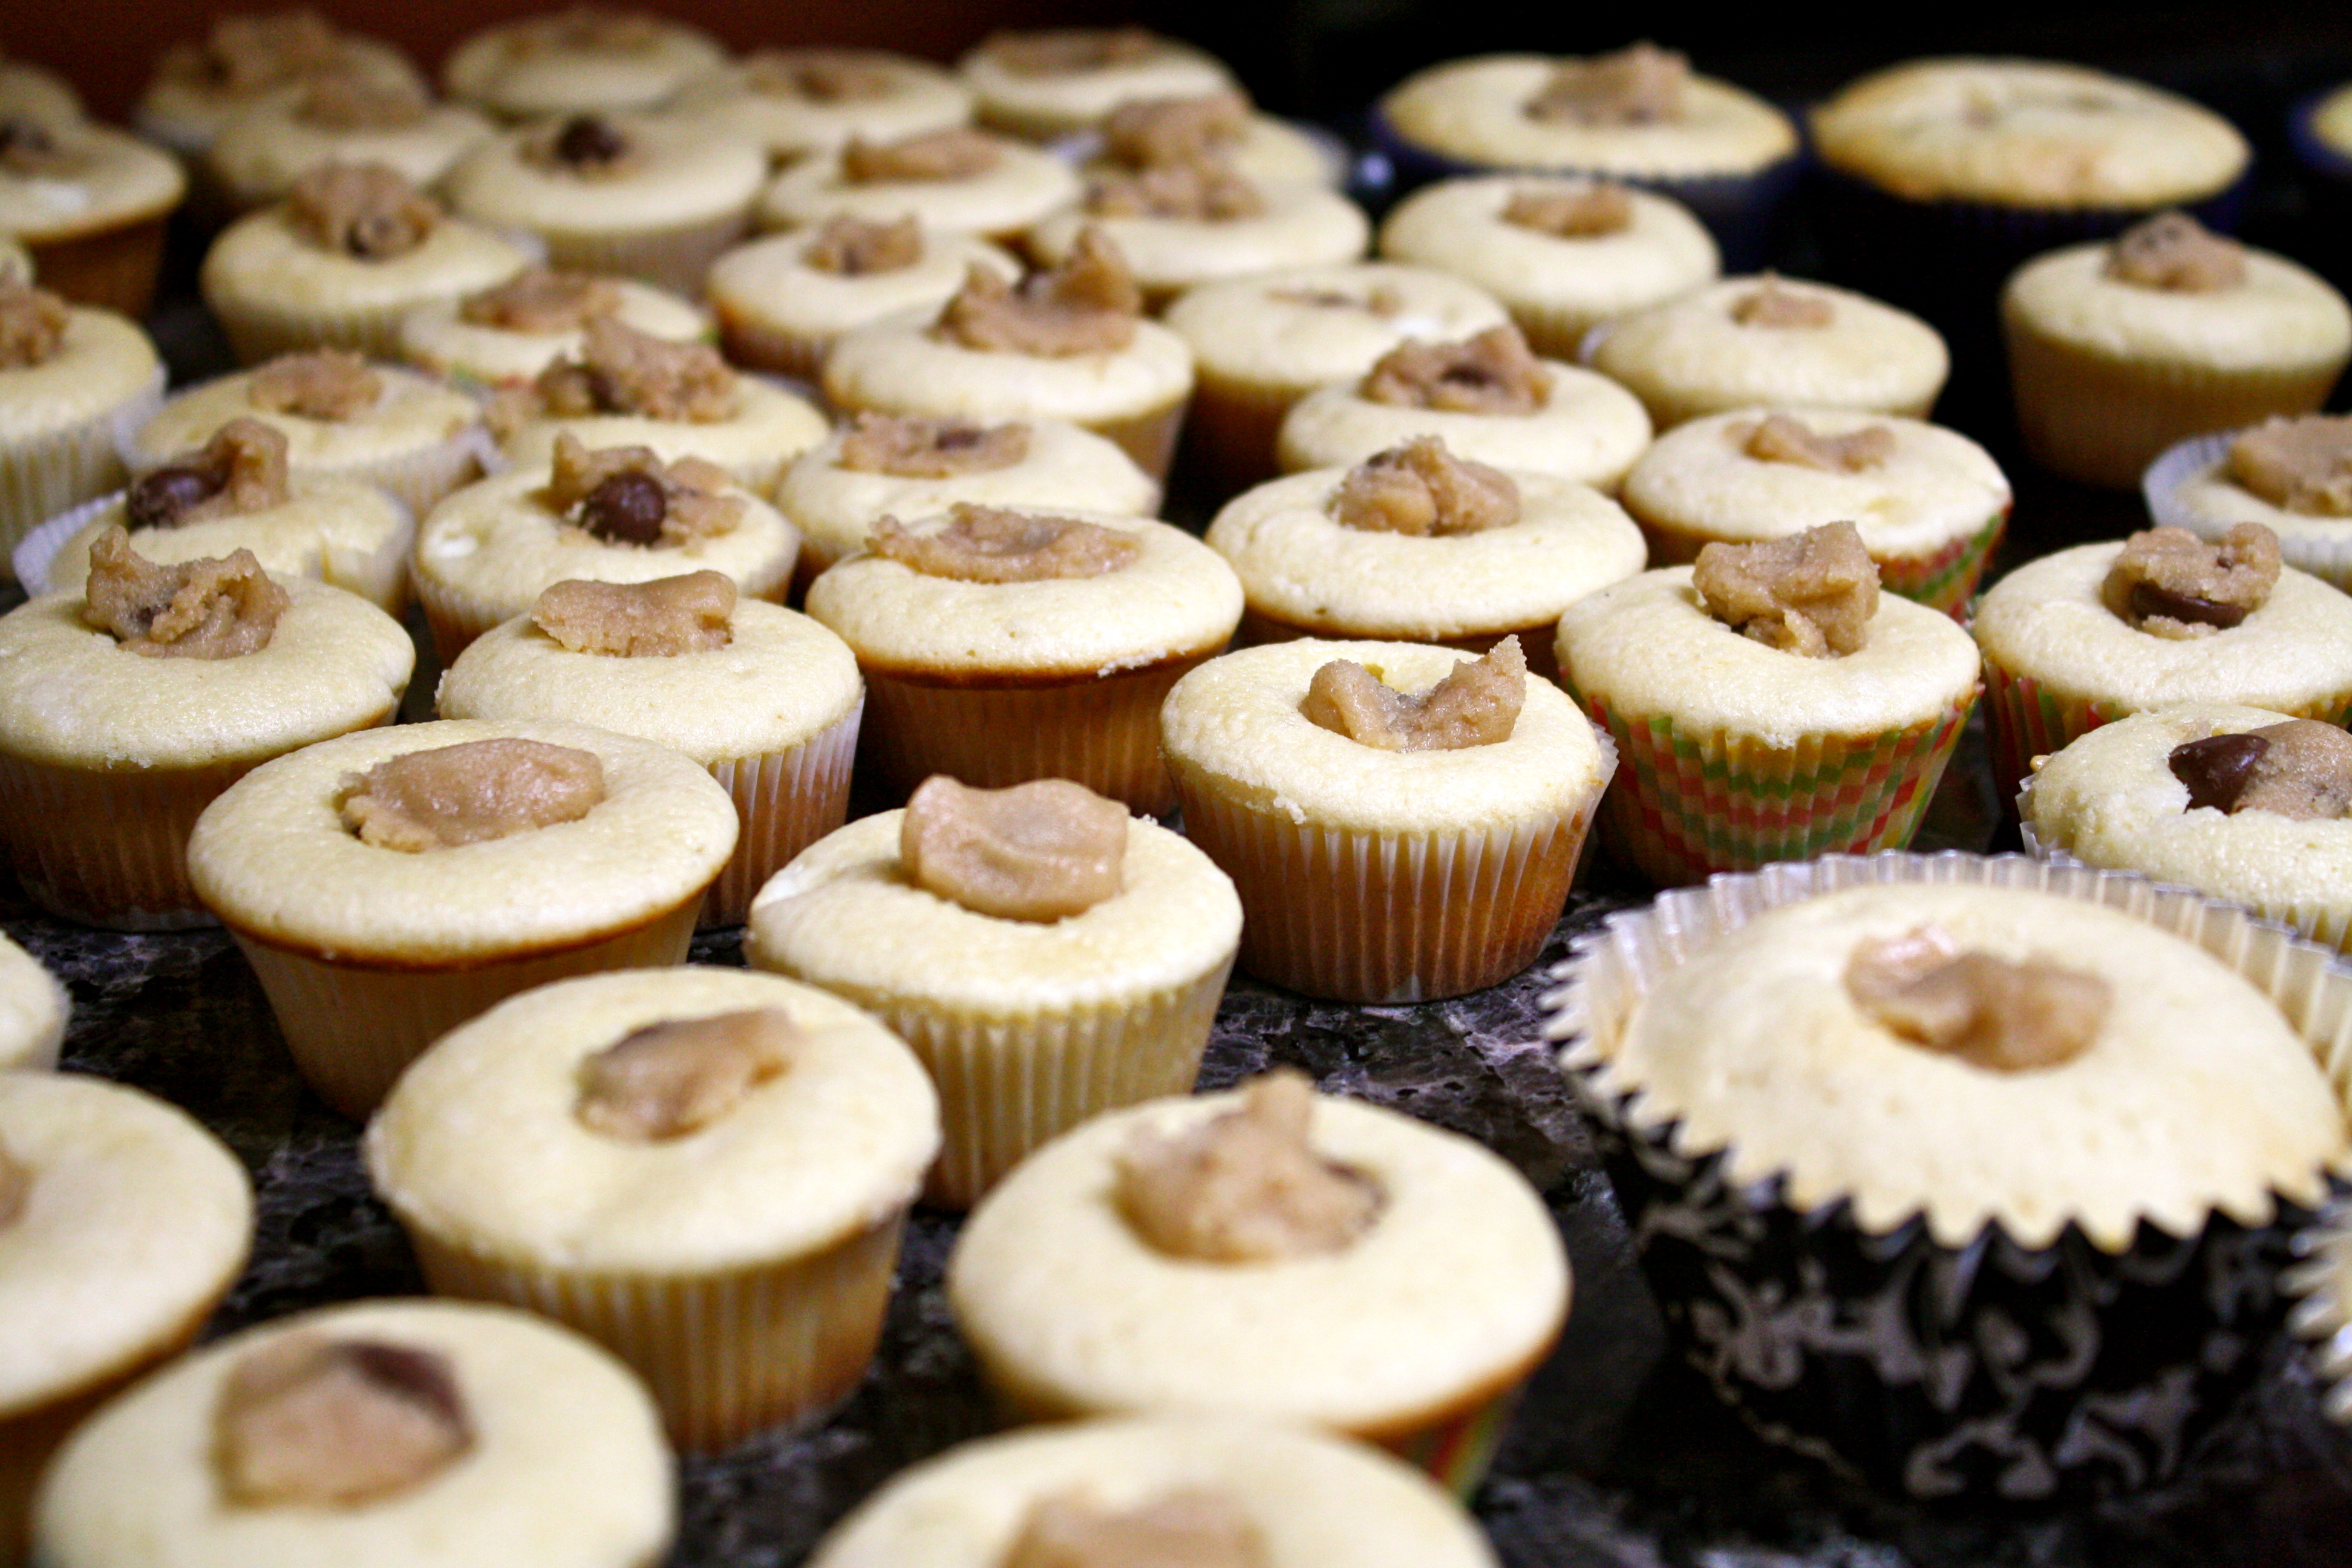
543,210,750,299
1238,607,1564,685
214,290,448,368
227,897,704,1120
713,307,828,384
406,1212,907,1454
27,214,171,319
702,702,862,927
1175,368,1297,497
0,753,260,931
1088,397,1186,489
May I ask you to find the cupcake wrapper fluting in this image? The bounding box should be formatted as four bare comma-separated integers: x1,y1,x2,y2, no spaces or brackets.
533,209,750,300
0,366,161,578
0,753,256,931
2285,1197,2352,1427
701,701,863,927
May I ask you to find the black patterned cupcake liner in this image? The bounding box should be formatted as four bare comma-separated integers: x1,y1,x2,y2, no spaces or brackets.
1542,851,2352,1501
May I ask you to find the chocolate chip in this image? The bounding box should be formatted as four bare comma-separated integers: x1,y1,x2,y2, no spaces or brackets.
579,471,667,544
125,464,223,530
554,115,627,168
2129,580,2249,630
2169,732,2270,812
345,1342,468,1427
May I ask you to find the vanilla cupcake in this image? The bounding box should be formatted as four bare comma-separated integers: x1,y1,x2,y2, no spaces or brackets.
0,283,162,575
439,573,863,925
368,967,938,1450
1161,637,1608,1001
201,163,535,364
1276,324,1651,491
188,718,738,1116
1589,274,1950,430
442,10,726,122
750,777,1241,1207
754,128,1080,243
0,934,65,1071
669,48,974,165
204,76,494,213
0,119,185,317
136,12,424,161
2146,414,2352,589
399,267,710,390
958,28,1233,142
1082,89,1342,191
707,219,1019,380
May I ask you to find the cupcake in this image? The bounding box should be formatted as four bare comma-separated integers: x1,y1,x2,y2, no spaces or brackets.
668,48,974,166
805,505,1240,814
1587,274,1950,430
1555,523,1981,886
0,933,65,1071
948,1071,1570,1494
754,127,1080,243
399,266,711,390
367,967,938,1451
135,11,423,163
2002,212,2352,488
2146,413,2352,590
1619,408,2011,614
1546,855,2350,1497
186,718,739,1117
0,57,80,128
957,28,1233,142
0,282,162,577
748,776,1241,1208
0,527,413,929
706,218,1020,381
0,119,185,317
1377,175,1720,359
1970,523,2352,806
437,572,864,925
823,227,1194,484
204,74,494,214
34,1298,675,1568
441,9,725,122
200,162,535,364
1085,88,1342,191
1161,637,1608,1002
1274,323,1651,491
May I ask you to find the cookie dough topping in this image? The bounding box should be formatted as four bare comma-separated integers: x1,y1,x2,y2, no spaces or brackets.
1003,1489,1267,1568
871,502,1140,581
1102,90,1250,169
2169,720,2352,818
0,280,67,368
1737,413,1896,473
1302,636,1526,750
505,7,665,55
1361,323,1547,414
575,1008,796,1141
1730,276,1834,328
287,162,439,260
164,11,347,95
0,119,71,178
1086,154,1264,220
2101,521,2279,638
341,738,606,851
1693,520,1878,658
838,412,1029,477
741,48,898,103
532,114,636,177
0,1135,29,1230
543,433,744,546
294,70,429,129
248,349,382,421
1503,180,1635,238
1331,435,1520,535
1524,42,1687,125
900,775,1127,922
214,1334,474,1509
1115,1069,1381,1263
841,126,1001,183
2228,415,2352,516
128,418,293,529
459,267,621,333
2105,211,2246,292
534,316,740,422
803,213,923,276
937,227,1142,356
1844,925,2110,1073
984,26,1164,77
531,570,736,656
82,524,289,659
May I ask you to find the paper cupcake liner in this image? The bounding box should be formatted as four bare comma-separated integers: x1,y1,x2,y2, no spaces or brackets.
1237,607,1565,686
713,307,831,384
702,701,863,928
214,287,459,368
2143,428,2352,593
0,367,162,580
1171,738,1610,1003
535,209,750,299
0,753,263,930
2285,1198,2352,1427
1544,849,2351,1499
858,655,1211,818
226,897,702,1120
27,213,174,319
403,1210,906,1453
1370,1385,1521,1501
1576,688,1972,887
1176,371,1296,496
1087,397,1185,489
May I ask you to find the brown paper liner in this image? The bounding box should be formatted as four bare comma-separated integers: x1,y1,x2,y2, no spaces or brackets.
26,214,171,319
713,307,829,384
540,209,750,299
701,701,862,927
1085,397,1186,489
1238,607,1564,685
1174,368,1294,496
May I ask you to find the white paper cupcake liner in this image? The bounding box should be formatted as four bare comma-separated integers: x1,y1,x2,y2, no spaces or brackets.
0,365,163,580
702,700,862,927
534,209,751,299
2143,428,2352,593
0,752,254,931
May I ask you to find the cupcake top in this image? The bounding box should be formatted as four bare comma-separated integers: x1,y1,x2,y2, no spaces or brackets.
2156,416,2352,564
670,48,975,163
441,8,726,121
947,1075,1569,1434
1589,274,1950,428
0,931,66,1071
1025,166,1371,301
1161,637,1606,834
368,967,938,1275
0,119,185,245
439,584,862,765
1810,57,2249,208
400,268,711,387
1083,90,1341,189
806,507,1240,679
187,717,739,963
1161,261,1511,400
205,79,495,211
1623,408,2011,559
2315,82,2352,158
755,127,1080,238
443,112,767,240
137,12,423,154
0,57,82,126
0,284,162,446
1590,880,2346,1247
803,1416,1499,1568
1378,46,1798,180
1209,444,1646,638
131,353,482,483
0,1070,252,1416
708,221,1019,353
35,1298,675,1568
1970,529,2352,714
958,28,1234,140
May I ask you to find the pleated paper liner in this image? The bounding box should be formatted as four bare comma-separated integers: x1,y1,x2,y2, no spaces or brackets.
1635,506,2007,620
534,208,750,300
2144,428,2352,594
0,365,162,579
2287,1198,2352,1428
700,701,862,928
1576,689,1971,888
1543,850,2352,1500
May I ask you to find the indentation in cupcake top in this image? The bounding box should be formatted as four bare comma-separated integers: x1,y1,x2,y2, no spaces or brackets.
983,26,1166,78
1736,413,1894,473
129,418,292,528
1102,89,1250,169
1331,436,1520,535
2100,521,2278,638
501,7,666,57
936,226,1141,356
2170,720,2352,819
0,117,73,177
1729,275,1833,328
1523,42,1687,126
840,126,999,184
81,523,289,659
1693,520,1878,657
1002,1488,1267,1568
1503,180,1633,238
1085,154,1263,220
339,737,605,851
574,1008,796,1140
214,1334,474,1508
839,412,1028,477
162,11,348,95
534,316,740,422
1267,281,1402,316
542,434,743,545
0,279,65,368
248,350,382,421
460,266,621,333
2229,416,2352,516
741,48,900,103
1302,636,1526,750
1114,1070,1382,1263
2104,210,2245,292
803,212,923,276
288,161,438,260
1844,924,2109,1073
872,503,1137,581
900,775,1126,922
1361,324,1546,414
532,570,736,656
